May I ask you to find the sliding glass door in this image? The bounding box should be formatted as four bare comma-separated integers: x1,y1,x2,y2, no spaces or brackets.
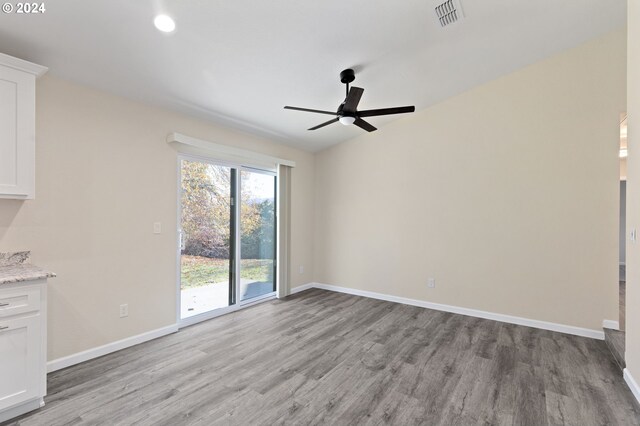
179,157,276,321
179,160,234,318
239,170,276,302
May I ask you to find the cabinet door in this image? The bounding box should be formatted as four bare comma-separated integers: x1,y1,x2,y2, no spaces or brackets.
0,65,35,199
0,314,40,411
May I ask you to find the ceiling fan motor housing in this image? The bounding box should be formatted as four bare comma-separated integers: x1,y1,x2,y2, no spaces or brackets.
340,69,355,84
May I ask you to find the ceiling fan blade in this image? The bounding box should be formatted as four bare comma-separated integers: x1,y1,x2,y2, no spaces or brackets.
343,87,364,114
284,106,338,116
357,106,415,117
308,117,339,131
353,118,377,132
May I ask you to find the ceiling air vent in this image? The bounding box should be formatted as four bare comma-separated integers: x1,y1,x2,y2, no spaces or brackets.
435,0,464,27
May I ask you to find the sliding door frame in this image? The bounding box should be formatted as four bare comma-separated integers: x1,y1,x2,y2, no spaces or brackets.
176,154,277,328
237,166,277,307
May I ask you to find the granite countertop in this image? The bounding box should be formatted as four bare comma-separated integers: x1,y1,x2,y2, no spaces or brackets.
0,251,56,285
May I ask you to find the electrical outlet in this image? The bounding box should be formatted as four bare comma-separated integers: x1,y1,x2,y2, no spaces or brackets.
119,304,129,318
299,265,304,274
153,222,162,234
427,278,436,288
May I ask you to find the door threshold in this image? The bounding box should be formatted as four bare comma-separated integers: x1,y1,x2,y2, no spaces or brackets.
179,294,276,329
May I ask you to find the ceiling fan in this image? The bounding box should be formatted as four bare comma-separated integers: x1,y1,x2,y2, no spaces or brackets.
284,69,415,132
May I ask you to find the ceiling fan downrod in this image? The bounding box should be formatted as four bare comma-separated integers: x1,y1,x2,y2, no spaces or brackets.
340,68,356,98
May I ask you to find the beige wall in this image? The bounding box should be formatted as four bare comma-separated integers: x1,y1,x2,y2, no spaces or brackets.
314,29,625,331
0,27,627,363
625,1,640,382
0,76,315,360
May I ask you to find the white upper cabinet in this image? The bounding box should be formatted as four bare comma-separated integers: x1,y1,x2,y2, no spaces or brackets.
0,53,47,200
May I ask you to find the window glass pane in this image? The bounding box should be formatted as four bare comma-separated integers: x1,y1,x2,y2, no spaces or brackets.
180,160,233,318
240,170,276,301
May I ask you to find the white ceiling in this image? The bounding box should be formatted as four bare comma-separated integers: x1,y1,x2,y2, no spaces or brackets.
0,0,626,152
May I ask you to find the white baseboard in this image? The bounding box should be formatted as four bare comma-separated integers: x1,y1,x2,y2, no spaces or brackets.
289,282,315,294
0,398,43,423
47,324,178,373
603,319,620,330
624,369,640,405
291,283,604,340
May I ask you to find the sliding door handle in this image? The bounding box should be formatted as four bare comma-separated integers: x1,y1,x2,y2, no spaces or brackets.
179,231,186,251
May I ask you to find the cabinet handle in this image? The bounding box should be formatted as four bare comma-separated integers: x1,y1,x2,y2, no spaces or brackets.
0,303,9,307
0,326,8,331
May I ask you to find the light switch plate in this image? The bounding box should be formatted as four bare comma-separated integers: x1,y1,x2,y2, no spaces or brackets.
153,222,162,234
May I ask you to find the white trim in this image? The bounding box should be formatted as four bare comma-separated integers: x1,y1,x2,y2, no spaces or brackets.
603,319,620,330
290,283,314,294
0,52,48,77
624,369,640,405
291,283,604,340
235,167,242,304
167,132,296,170
175,156,182,326
46,324,178,373
0,398,43,423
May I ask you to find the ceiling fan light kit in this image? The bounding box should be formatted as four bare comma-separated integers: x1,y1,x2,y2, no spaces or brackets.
339,116,356,126
284,69,415,133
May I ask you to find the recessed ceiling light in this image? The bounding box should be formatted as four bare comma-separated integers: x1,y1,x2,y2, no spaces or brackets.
154,15,175,33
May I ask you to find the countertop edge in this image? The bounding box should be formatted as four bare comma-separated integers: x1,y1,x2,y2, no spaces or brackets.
0,268,56,286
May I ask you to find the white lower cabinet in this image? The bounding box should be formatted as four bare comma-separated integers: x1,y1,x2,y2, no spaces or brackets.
0,281,47,423
0,314,41,410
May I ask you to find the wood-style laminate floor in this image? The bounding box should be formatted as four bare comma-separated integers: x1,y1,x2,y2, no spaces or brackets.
4,288,640,426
